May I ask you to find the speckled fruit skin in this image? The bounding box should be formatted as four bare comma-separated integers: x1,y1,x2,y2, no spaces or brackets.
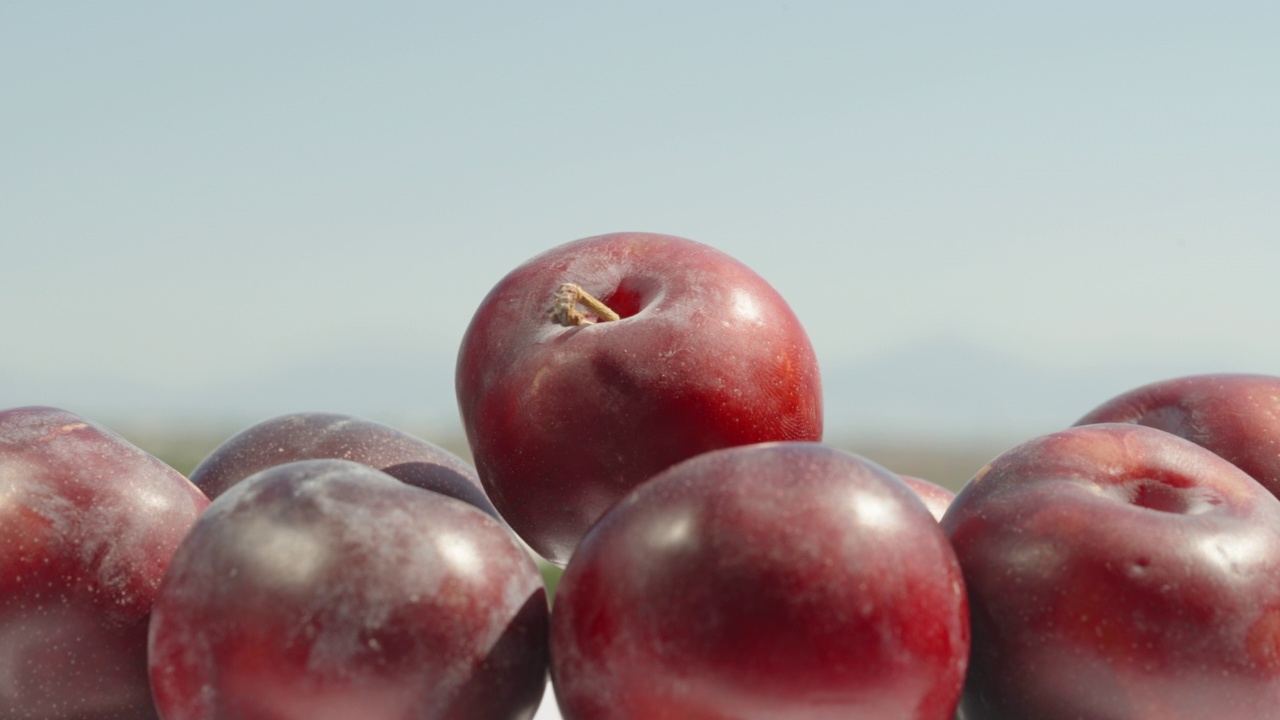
0,406,210,720
549,442,969,720
148,459,548,720
1075,373,1280,500
188,411,497,518
456,232,823,565
942,423,1280,720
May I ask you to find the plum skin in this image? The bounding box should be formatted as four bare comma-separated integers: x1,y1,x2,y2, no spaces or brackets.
457,232,823,564
188,411,498,518
942,423,1280,720
148,459,549,720
0,405,210,720
1075,372,1280,500
550,442,969,720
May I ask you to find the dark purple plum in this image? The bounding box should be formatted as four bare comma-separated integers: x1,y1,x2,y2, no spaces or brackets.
149,458,548,720
188,412,497,518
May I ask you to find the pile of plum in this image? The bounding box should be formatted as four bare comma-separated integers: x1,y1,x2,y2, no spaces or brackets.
4,232,1280,719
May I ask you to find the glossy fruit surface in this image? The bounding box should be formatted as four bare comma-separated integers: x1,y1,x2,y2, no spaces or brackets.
457,232,823,563
550,442,968,719
942,423,1280,719
0,406,210,719
149,459,548,720
189,411,497,518
1075,373,1280,499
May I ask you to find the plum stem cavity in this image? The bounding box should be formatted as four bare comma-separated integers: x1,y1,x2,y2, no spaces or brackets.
551,283,620,326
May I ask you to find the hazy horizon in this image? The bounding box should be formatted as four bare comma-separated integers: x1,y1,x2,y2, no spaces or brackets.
5,3,1278,440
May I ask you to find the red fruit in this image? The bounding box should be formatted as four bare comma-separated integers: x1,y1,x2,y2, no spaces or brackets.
550,442,969,720
942,423,1280,719
0,406,210,719
149,459,548,720
456,232,823,563
188,411,497,517
1075,372,1280,499
900,474,955,521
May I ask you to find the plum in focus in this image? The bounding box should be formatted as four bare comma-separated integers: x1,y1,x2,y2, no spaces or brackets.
148,459,548,720
550,442,969,719
457,232,823,564
943,423,1280,719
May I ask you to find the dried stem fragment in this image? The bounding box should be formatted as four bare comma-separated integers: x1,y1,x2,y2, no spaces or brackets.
550,283,620,326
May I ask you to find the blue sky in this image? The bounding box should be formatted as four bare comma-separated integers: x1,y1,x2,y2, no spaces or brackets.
3,2,1278,438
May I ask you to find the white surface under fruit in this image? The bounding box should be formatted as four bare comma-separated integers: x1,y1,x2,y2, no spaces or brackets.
533,683,561,720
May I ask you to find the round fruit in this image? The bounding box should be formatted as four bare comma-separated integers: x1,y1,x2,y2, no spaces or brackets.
149,459,548,720
943,423,1280,719
550,442,968,719
457,232,823,564
0,406,209,720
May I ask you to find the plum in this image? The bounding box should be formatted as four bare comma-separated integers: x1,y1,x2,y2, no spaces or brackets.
188,411,497,518
149,458,548,720
457,232,823,564
550,442,968,719
0,406,209,719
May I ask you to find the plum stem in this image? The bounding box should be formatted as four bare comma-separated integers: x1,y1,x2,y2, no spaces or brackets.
551,283,620,326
